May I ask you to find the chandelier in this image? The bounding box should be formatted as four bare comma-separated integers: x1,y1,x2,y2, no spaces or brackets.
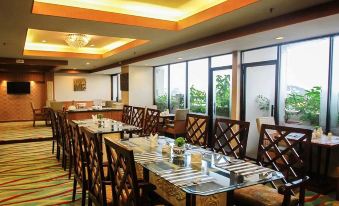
65,33,91,48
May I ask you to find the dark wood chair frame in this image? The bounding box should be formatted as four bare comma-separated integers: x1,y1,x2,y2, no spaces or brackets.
185,113,209,147
213,118,250,159
56,111,73,179
46,108,58,154
143,108,160,136
82,127,112,206
130,107,145,134
69,121,87,206
105,138,141,206
256,124,312,206
30,102,48,127
122,105,133,124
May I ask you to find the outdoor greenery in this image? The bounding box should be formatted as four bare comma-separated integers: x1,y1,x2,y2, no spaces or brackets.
285,86,321,126
189,85,207,113
156,74,231,116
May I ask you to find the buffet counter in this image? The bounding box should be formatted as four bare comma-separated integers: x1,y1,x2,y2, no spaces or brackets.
66,108,122,121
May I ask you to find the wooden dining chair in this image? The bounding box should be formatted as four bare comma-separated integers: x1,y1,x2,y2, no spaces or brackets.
69,121,87,206
234,124,312,206
212,118,250,159
130,106,145,133
143,108,160,136
46,108,58,154
122,105,133,124
105,138,167,206
185,113,209,147
82,127,113,206
30,102,48,127
162,109,189,138
56,111,73,179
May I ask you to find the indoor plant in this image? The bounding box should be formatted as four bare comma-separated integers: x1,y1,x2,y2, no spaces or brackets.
173,137,186,156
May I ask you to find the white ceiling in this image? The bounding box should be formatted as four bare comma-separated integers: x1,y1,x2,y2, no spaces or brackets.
130,13,339,67
0,0,331,70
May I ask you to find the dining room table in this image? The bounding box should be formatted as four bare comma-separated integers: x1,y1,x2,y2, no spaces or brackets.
104,136,284,206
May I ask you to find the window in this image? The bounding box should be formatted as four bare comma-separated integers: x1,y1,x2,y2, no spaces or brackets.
188,58,208,114
242,46,277,63
330,36,339,134
211,54,232,68
280,38,330,128
112,74,121,102
169,63,186,112
154,65,169,111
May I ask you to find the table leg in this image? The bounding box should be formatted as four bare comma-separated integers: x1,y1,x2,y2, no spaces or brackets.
324,148,331,177
227,190,234,206
186,193,196,206
317,146,322,176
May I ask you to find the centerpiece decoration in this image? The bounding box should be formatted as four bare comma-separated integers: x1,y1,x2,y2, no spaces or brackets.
97,114,104,127
173,137,185,156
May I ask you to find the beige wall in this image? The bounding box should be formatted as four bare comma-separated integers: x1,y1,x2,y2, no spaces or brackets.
54,73,111,101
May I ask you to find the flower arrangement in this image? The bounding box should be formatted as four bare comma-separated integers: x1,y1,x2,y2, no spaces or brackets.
256,95,270,111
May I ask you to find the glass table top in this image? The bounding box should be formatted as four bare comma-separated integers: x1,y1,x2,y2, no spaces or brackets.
105,136,284,196
72,119,142,134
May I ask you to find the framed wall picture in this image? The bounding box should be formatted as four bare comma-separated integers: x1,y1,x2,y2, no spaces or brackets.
73,78,86,91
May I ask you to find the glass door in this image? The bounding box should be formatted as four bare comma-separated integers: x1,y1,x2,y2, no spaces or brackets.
242,63,277,158
211,69,232,121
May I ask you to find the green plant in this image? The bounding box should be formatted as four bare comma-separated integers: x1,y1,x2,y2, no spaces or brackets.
170,94,184,111
156,94,168,111
215,74,231,117
285,86,321,126
174,137,185,147
256,95,270,111
189,85,207,113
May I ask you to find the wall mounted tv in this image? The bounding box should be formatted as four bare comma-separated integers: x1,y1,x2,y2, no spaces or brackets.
7,82,31,94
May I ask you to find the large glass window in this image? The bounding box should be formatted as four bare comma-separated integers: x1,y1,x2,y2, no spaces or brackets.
211,54,232,68
188,59,208,114
280,38,330,128
331,36,339,135
154,66,168,111
169,63,186,112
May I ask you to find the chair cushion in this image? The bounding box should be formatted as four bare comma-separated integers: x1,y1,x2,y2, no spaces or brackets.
234,184,299,206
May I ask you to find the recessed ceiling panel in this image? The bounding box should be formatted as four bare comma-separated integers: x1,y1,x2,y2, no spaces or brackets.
24,29,148,59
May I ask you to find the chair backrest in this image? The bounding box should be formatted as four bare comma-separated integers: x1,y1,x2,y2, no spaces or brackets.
213,118,250,159
143,108,160,136
257,124,312,185
69,121,86,184
130,106,145,129
122,105,133,124
174,109,189,121
82,127,108,206
185,113,209,147
30,102,35,111
56,111,71,152
105,138,140,206
256,116,275,133
46,108,57,139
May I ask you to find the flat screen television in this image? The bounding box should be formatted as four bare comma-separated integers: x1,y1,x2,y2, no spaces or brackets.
7,82,31,94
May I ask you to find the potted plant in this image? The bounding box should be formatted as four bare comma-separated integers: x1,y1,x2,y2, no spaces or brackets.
173,137,185,156
97,114,104,127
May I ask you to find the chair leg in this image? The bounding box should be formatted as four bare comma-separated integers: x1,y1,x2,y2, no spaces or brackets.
56,145,60,161
63,155,67,171
69,155,73,179
81,185,86,206
88,198,92,206
52,140,55,154
72,178,77,202
33,118,36,127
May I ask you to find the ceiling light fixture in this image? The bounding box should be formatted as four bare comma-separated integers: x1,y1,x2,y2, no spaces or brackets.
275,36,284,40
86,62,90,65
65,33,91,48
90,44,95,47
42,40,47,43
177,57,183,60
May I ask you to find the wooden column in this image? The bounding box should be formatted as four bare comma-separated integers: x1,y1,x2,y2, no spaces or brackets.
121,65,129,105
231,51,241,120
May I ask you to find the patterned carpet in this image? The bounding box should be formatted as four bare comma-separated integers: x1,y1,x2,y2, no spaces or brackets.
0,142,81,206
0,121,52,143
305,191,339,206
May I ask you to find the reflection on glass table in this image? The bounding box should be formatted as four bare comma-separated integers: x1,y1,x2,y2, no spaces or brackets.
105,136,284,196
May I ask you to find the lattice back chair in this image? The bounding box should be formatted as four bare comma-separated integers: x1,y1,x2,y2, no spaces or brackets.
185,113,209,147
46,108,58,154
130,106,145,133
234,124,312,206
69,121,87,205
143,108,160,136
56,111,73,179
82,127,112,206
213,118,250,159
105,138,140,206
122,105,133,124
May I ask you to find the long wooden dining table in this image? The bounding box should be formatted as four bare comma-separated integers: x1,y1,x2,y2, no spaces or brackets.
72,118,284,205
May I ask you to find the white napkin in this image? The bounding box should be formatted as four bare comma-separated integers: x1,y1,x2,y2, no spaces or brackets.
149,133,158,147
